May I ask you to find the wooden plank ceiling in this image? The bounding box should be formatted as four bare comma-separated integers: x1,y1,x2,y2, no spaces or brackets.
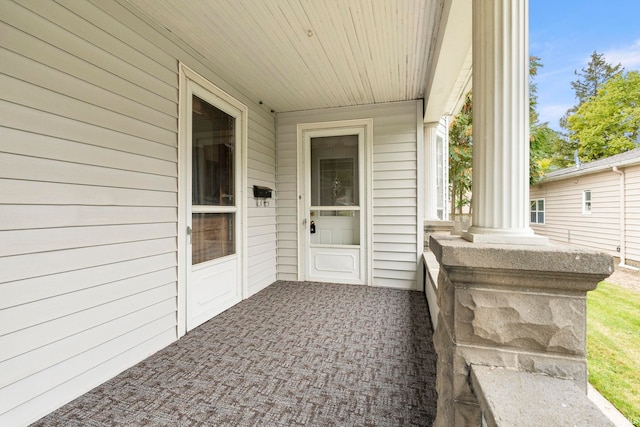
124,0,444,114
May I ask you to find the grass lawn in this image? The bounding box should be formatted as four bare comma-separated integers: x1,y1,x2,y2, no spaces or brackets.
587,281,640,426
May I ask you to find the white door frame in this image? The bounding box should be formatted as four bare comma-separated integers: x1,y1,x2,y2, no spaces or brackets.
296,119,373,285
178,64,248,337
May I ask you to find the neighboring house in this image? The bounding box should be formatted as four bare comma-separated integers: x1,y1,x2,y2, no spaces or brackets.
530,147,640,266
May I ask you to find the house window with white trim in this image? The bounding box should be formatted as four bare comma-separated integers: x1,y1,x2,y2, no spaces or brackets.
583,190,592,214
530,199,544,224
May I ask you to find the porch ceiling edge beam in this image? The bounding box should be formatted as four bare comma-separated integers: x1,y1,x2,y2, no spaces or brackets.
423,0,472,123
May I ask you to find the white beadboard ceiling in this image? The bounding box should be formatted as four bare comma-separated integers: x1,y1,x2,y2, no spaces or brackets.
124,0,470,117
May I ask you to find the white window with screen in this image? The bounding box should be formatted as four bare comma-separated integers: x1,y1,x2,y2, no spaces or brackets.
530,199,545,224
583,190,592,214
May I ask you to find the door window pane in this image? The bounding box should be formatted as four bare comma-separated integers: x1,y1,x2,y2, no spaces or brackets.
191,95,236,265
192,95,234,206
309,134,360,247
192,213,235,264
311,135,359,207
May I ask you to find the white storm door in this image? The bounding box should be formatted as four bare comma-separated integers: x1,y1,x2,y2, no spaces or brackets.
303,128,366,284
186,86,242,331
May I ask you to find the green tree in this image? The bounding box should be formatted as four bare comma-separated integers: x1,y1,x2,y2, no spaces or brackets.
553,52,623,167
570,51,622,105
448,93,473,214
529,56,557,182
567,71,640,162
448,57,556,212
547,131,575,169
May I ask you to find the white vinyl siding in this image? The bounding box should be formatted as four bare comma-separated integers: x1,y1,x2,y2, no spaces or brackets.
277,101,420,289
0,1,276,424
245,109,278,296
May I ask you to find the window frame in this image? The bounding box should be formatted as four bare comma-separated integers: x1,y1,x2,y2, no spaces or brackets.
530,198,545,225
583,190,592,214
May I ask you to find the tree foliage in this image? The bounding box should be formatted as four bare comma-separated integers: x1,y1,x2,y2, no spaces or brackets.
567,71,640,161
448,93,473,214
529,56,557,183
553,51,624,166
447,57,555,213
570,51,622,106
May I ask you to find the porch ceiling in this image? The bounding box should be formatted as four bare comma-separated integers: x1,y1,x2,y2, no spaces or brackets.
122,0,469,117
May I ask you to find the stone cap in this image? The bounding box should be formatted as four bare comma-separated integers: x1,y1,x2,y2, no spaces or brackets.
424,220,455,229
470,365,615,427
430,235,613,288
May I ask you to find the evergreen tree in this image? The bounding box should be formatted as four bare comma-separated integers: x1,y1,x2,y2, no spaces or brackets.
554,51,623,167
570,51,622,105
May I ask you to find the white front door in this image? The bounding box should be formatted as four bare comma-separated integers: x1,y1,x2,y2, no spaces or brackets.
183,75,243,331
299,122,370,285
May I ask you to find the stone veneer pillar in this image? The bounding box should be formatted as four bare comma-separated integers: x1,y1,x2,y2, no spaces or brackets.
431,235,613,426
431,0,614,425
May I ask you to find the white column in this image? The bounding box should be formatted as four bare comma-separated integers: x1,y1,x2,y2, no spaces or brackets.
424,122,439,220
463,0,546,245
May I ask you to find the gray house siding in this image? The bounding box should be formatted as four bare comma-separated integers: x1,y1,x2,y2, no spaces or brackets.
276,101,423,290
531,158,640,265
531,171,619,254
0,1,276,424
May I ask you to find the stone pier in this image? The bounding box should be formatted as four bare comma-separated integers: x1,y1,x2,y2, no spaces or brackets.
430,235,613,426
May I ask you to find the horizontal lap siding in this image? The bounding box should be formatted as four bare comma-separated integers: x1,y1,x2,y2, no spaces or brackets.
246,111,278,296
0,1,179,423
372,107,418,289
277,101,419,289
530,170,620,256
0,0,276,424
275,120,299,279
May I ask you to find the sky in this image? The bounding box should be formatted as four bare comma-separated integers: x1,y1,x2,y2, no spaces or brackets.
529,1,640,131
